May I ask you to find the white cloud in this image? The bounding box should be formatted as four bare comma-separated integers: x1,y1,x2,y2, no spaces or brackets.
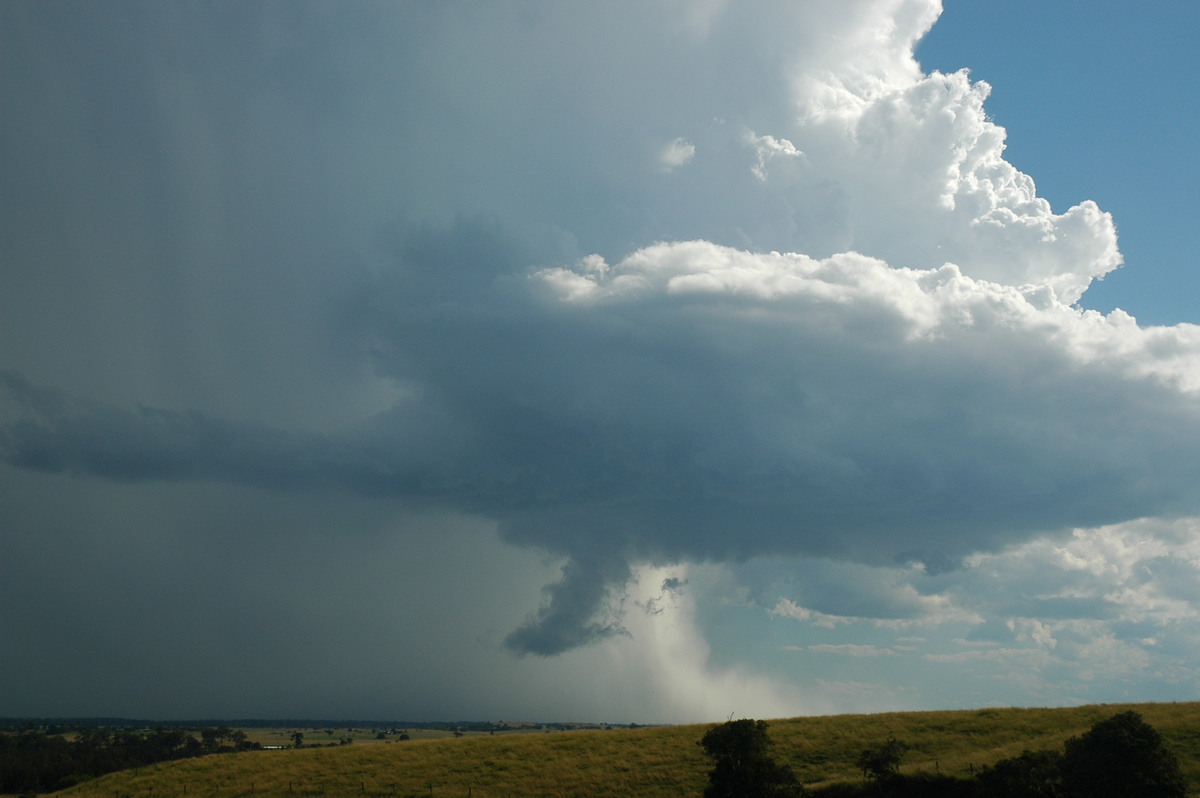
771,600,854,629
923,647,1055,667
744,130,802,180
660,136,697,171
793,643,898,657
743,516,1200,705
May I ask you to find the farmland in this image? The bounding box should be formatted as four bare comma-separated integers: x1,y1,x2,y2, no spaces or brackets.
29,702,1200,797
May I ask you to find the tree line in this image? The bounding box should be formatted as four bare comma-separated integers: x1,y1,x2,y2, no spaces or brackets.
0,725,260,794
699,710,1187,797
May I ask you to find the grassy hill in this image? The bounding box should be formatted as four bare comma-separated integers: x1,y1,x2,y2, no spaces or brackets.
47,702,1200,798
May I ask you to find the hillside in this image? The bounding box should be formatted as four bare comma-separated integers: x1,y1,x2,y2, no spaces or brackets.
47,703,1200,798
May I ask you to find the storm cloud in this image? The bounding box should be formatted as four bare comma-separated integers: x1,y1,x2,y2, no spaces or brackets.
7,238,1200,655
3,0,1200,720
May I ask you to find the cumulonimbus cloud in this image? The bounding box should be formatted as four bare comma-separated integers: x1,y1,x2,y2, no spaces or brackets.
3,0,1198,659
6,238,1200,654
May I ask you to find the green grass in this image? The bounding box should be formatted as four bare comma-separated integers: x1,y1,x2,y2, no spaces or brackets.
47,702,1200,798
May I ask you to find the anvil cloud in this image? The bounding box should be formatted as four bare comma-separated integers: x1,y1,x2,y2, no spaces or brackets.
3,0,1199,721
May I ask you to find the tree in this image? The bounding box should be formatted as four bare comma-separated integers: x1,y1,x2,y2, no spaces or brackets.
1059,711,1185,798
200,726,252,753
291,731,304,749
976,748,1063,798
857,737,907,784
698,719,804,798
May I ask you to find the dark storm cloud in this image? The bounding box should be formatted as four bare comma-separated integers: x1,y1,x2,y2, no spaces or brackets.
5,0,1200,715
503,556,633,656
7,237,1200,654
0,372,380,489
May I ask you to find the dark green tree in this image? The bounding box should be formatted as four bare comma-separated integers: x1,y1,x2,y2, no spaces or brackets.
975,748,1063,798
857,737,907,784
1059,711,1185,798
698,719,804,798
201,726,252,753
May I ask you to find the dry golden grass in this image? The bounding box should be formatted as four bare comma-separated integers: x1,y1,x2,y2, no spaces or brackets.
53,725,709,798
49,702,1200,798
766,702,1200,788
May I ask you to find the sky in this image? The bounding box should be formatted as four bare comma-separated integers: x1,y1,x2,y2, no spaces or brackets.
3,0,1200,725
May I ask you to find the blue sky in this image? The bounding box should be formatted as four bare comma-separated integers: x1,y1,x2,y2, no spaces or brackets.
3,1,1200,724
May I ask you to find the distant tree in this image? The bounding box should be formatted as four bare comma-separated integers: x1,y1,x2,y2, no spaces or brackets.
698,719,804,798
1059,711,1185,798
0,725,251,795
976,748,1063,798
229,728,254,750
200,726,252,753
291,731,304,749
857,737,907,784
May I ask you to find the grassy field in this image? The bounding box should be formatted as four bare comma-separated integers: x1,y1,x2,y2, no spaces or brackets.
239,726,512,748
45,702,1200,798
